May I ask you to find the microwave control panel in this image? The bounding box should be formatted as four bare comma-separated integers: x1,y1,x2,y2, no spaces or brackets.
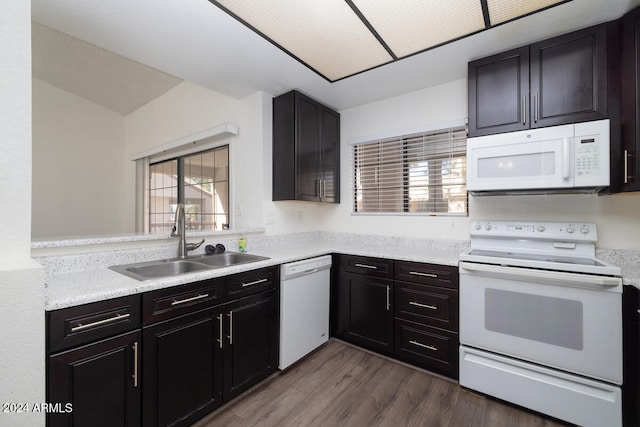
573,119,609,187
575,137,599,176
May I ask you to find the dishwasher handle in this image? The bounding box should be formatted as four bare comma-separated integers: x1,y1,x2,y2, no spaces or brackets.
281,256,332,281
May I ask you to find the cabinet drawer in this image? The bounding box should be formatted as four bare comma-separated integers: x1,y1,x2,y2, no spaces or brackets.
394,319,459,379
48,295,141,353
395,261,458,289
226,266,277,300
344,255,393,279
395,282,458,331
143,278,222,325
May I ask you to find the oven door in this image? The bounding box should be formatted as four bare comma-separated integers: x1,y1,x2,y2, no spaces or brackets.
459,261,622,384
466,124,573,192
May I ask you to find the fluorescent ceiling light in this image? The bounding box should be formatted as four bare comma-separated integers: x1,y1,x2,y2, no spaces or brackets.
352,0,485,58
209,0,570,82
213,0,393,81
487,0,567,25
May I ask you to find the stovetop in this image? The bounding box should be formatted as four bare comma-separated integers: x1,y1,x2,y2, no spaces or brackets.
461,220,621,276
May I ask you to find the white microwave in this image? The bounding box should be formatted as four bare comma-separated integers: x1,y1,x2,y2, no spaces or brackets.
466,119,610,195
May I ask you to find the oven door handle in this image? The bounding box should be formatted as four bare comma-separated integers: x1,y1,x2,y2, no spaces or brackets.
459,262,621,290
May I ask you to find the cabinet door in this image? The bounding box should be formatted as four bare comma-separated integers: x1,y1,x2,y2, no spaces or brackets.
468,46,529,137
143,308,222,427
620,8,640,191
530,24,608,129
223,290,278,402
320,107,340,203
342,272,393,353
295,93,321,201
48,330,141,427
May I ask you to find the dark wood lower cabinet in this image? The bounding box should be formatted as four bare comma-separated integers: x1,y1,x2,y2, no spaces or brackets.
337,271,393,353
332,255,459,380
143,308,223,427
223,290,278,401
394,319,458,379
48,330,141,427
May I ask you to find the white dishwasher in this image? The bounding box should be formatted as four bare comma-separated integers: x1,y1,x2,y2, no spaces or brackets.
279,255,332,370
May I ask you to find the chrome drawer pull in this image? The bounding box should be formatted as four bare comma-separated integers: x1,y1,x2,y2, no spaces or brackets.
132,342,139,388
409,301,437,310
171,293,209,306
354,263,377,270
242,278,268,288
409,271,438,278
217,314,223,349
71,313,130,332
410,340,437,351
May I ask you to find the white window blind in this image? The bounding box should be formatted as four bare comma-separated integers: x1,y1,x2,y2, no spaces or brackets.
353,127,467,215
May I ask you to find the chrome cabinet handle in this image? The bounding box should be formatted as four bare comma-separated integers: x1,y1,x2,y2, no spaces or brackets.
171,293,209,306
242,278,268,288
409,301,437,310
132,342,139,388
70,313,130,332
217,314,223,349
354,263,377,270
409,271,437,278
227,312,233,344
410,340,437,351
386,285,390,311
522,95,526,125
625,149,631,184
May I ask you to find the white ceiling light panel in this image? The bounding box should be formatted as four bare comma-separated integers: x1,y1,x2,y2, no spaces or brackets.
487,0,568,25
351,0,486,58
214,0,394,81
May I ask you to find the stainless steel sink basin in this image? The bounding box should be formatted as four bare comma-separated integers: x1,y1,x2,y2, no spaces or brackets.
109,252,270,281
110,259,212,281
192,252,270,267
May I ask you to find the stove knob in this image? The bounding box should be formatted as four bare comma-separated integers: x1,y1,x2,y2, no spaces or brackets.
474,223,482,231
485,224,492,231
580,226,590,234
566,226,575,234
537,225,545,232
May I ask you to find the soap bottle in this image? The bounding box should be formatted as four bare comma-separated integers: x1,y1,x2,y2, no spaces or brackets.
238,236,247,253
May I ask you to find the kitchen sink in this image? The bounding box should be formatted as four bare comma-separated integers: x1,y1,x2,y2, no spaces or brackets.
192,252,270,267
109,252,270,281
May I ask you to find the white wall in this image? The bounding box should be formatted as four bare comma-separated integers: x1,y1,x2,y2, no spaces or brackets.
125,82,268,231
32,79,128,238
0,1,45,426
327,78,640,249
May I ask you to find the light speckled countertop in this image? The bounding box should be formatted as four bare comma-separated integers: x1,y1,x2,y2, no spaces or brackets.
39,232,468,311
37,231,640,311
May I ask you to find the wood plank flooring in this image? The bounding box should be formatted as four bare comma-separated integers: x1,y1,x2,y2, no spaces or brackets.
193,340,571,427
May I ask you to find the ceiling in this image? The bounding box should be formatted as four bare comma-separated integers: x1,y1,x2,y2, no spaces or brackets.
31,0,640,114
211,0,567,81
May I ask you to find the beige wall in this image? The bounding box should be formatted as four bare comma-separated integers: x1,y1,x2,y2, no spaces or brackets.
32,78,128,238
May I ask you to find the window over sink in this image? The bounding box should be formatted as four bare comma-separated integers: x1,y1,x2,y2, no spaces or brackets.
147,145,229,234
352,126,467,215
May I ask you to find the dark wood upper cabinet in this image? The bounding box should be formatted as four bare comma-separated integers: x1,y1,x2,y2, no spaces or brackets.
273,90,340,203
530,24,608,128
468,23,608,137
468,46,530,136
618,7,640,192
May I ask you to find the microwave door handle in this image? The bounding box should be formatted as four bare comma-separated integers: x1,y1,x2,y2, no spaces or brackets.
562,137,571,179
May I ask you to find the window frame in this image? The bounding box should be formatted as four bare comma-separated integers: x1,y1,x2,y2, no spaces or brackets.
351,126,468,217
146,144,231,234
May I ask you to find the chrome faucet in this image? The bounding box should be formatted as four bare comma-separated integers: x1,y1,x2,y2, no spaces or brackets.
171,203,204,259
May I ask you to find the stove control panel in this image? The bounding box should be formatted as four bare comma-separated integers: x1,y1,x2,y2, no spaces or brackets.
470,220,597,241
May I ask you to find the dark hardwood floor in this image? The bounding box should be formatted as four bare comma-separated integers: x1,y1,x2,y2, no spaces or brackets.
193,340,571,427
